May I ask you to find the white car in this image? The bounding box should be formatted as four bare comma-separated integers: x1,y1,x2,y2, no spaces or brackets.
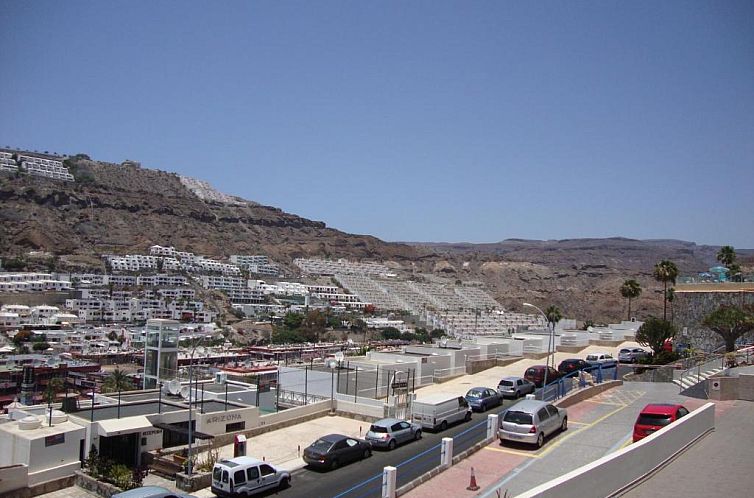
212,456,290,497
585,352,618,368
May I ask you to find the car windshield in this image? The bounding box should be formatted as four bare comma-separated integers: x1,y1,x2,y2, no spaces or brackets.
586,355,598,361
499,380,513,387
369,425,388,433
503,410,533,425
619,349,630,354
637,414,673,426
309,439,334,451
213,467,222,481
466,390,483,398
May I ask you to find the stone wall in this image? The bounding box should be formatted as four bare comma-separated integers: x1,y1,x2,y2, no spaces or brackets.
74,471,121,498
674,289,754,351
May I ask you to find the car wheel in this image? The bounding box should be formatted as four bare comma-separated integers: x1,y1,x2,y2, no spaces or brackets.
388,439,397,450
331,458,340,470
415,430,422,441
278,476,290,490
561,417,568,432
536,433,544,449
440,420,449,431
363,448,371,459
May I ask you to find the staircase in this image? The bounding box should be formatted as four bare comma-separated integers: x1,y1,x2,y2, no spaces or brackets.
673,354,726,393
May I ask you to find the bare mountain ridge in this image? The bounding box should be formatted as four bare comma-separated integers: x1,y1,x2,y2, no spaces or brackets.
0,153,747,322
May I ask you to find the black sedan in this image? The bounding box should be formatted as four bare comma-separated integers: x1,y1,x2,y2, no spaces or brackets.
303,434,372,470
557,358,591,375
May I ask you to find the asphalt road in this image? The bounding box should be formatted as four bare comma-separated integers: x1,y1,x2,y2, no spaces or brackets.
278,397,520,498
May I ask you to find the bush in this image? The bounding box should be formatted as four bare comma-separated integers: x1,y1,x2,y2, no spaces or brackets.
108,464,135,490
652,351,680,365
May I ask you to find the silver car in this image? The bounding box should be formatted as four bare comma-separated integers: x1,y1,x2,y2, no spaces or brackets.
618,347,649,364
365,418,422,450
498,399,567,448
497,376,536,398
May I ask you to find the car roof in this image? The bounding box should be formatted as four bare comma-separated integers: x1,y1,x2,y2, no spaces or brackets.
467,386,491,391
320,433,349,442
216,456,265,467
111,487,174,498
561,358,584,362
500,376,524,381
372,418,403,426
506,399,552,413
640,403,684,415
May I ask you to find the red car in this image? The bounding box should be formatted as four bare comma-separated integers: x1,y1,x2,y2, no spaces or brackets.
524,365,562,388
632,403,690,442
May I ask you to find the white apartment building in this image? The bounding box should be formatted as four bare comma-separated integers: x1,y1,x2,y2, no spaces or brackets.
16,154,74,182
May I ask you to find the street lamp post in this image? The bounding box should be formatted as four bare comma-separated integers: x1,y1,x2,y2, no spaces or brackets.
523,302,554,393
186,334,208,477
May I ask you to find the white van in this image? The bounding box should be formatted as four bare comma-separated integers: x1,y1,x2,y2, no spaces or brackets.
411,393,472,431
211,456,290,497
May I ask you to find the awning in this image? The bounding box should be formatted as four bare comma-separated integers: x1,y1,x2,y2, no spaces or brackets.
152,422,214,440
97,415,155,437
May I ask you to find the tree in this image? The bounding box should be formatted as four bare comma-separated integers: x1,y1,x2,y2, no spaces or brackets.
271,327,305,344
301,310,326,343
430,329,447,339
653,260,679,321
101,368,135,393
32,342,51,351
716,245,736,268
702,305,754,352
544,306,562,369
636,317,676,356
45,377,65,401
12,330,31,345
381,327,401,340
283,312,304,330
666,287,676,324
620,279,642,320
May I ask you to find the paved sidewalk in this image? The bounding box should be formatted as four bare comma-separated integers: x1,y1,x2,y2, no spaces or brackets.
402,383,732,498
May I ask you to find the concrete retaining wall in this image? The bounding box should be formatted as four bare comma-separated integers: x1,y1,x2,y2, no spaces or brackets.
707,376,738,400
516,402,716,498
74,471,122,498
739,374,754,401
554,380,623,408
0,464,28,495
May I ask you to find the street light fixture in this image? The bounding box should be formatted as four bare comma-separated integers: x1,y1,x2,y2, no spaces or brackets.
523,302,555,394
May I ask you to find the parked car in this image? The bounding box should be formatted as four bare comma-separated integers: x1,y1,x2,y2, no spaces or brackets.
557,358,591,375
303,434,372,470
497,376,536,398
114,487,195,498
498,399,568,448
585,352,618,368
619,347,650,364
211,456,290,497
411,394,472,431
365,418,422,450
524,365,563,388
465,387,503,412
632,403,690,442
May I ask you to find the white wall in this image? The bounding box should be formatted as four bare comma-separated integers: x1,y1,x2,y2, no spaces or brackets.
28,425,86,475
516,403,716,498
0,464,28,494
196,406,259,435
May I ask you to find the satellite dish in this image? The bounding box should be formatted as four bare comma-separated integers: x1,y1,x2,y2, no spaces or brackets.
180,386,191,399
168,380,181,395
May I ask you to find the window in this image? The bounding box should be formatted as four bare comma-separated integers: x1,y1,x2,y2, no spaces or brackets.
346,439,358,447
391,423,403,432
45,433,65,446
546,405,559,418
399,422,411,430
503,411,532,425
247,466,259,480
226,421,245,432
537,408,549,421
234,470,246,484
678,407,689,417
222,470,229,483
259,464,275,476
141,437,147,446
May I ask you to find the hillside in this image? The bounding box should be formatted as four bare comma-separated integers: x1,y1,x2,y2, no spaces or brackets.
0,152,747,323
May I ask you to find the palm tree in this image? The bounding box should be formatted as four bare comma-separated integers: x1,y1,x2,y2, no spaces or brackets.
653,260,679,321
544,306,562,369
716,245,736,268
620,279,642,320
101,368,134,393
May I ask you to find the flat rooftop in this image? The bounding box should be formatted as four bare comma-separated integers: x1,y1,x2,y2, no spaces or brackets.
73,400,184,422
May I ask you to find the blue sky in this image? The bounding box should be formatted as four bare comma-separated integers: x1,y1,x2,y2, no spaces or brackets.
2,1,753,247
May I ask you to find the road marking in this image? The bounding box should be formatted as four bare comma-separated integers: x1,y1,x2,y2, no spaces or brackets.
583,399,625,406
568,420,588,426
483,446,541,458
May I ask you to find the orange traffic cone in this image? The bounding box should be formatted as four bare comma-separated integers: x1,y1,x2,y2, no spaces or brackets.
466,466,480,491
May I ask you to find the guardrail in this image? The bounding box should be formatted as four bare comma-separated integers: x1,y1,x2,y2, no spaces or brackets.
537,364,618,402
276,389,329,406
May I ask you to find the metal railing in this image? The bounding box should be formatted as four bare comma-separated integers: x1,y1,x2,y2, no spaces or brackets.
276,389,329,406
537,363,618,402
